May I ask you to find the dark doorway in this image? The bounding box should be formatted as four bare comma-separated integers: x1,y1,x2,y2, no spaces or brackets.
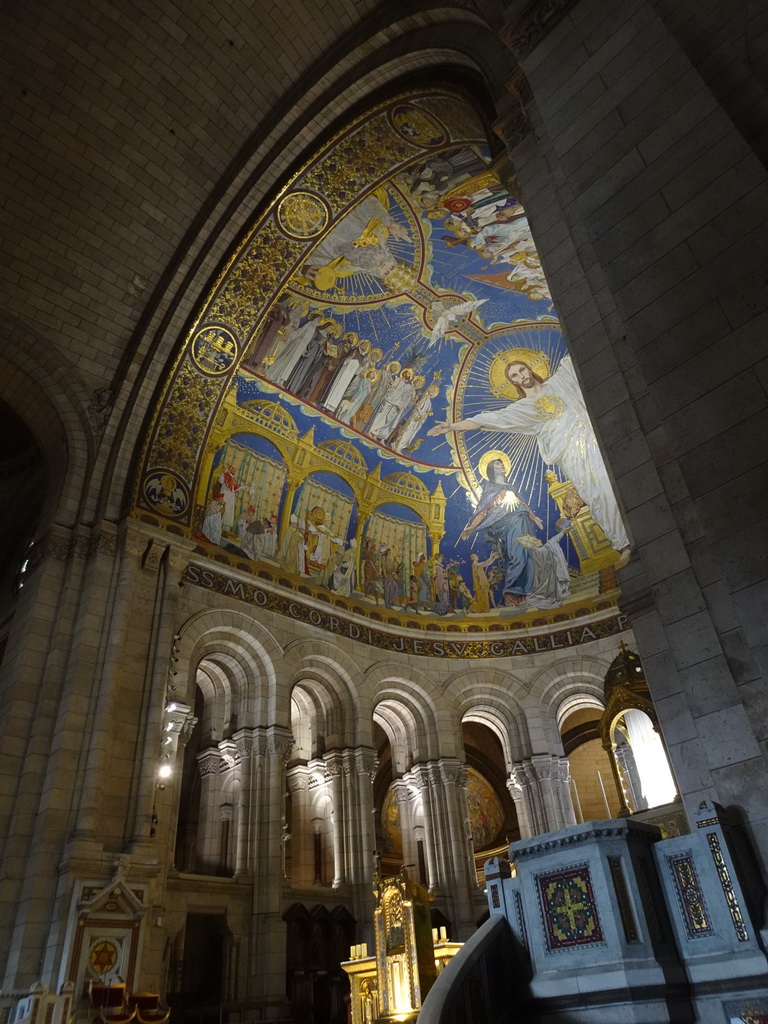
168,913,227,1024
284,905,354,1024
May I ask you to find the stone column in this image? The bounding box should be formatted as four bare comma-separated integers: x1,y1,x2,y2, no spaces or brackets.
506,769,534,839
286,765,313,885
233,727,261,877
218,739,239,873
404,760,477,934
404,765,439,894
324,751,346,888
250,727,292,1009
220,803,234,875
348,747,377,886
391,779,418,874
130,547,186,852
436,759,477,937
195,747,223,874
413,826,428,888
312,817,324,883
512,755,576,837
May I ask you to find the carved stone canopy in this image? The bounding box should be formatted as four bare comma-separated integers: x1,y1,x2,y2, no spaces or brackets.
600,643,658,751
604,641,650,702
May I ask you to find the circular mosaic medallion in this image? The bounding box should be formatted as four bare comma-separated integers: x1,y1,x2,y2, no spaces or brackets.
191,325,239,376
89,939,118,975
389,103,446,147
277,191,330,239
143,470,190,517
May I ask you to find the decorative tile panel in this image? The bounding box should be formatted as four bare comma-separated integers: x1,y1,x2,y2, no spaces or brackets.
514,890,528,952
707,833,749,942
608,857,638,942
536,864,604,950
667,853,712,938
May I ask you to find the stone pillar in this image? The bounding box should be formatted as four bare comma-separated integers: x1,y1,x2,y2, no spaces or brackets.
413,826,428,888
130,545,187,854
324,751,346,888
217,739,239,874
220,803,234,875
507,769,534,839
391,779,418,874
250,727,292,1009
512,756,576,837
436,759,477,937
498,0,768,876
349,747,377,886
405,760,476,936
196,747,223,874
405,765,439,894
233,727,260,876
286,765,313,885
312,817,324,883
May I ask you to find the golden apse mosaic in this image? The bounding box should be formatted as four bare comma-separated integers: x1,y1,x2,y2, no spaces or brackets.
135,90,631,649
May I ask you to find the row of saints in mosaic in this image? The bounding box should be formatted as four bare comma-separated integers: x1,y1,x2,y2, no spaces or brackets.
138,94,630,630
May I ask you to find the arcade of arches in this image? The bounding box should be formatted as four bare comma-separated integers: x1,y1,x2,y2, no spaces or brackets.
1,2,768,1024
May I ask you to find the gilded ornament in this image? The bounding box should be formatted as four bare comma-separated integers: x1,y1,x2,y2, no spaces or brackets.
276,191,330,239
144,471,189,517
535,393,564,419
191,325,239,375
89,939,119,975
389,103,446,147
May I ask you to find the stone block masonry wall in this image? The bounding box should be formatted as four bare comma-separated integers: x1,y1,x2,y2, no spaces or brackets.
502,0,768,875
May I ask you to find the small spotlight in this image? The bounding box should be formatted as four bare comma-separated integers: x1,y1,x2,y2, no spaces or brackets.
158,763,173,780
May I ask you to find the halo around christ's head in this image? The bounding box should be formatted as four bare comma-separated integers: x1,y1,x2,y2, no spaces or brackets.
489,348,551,400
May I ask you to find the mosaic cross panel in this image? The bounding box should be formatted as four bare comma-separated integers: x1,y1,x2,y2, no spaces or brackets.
537,864,604,950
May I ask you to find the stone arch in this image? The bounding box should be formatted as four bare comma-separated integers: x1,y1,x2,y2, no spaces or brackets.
176,608,284,731
367,664,447,768
522,655,620,824
288,673,347,760
0,321,91,544
529,654,612,738
108,12,511,521
444,667,532,768
284,638,366,751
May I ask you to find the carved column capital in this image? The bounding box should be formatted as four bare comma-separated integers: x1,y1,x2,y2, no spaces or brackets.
438,758,468,788
528,753,571,784
286,764,311,793
324,750,344,778
233,727,267,761
354,747,378,780
165,701,196,744
390,779,411,805
197,749,223,778
267,726,294,763
218,739,240,769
